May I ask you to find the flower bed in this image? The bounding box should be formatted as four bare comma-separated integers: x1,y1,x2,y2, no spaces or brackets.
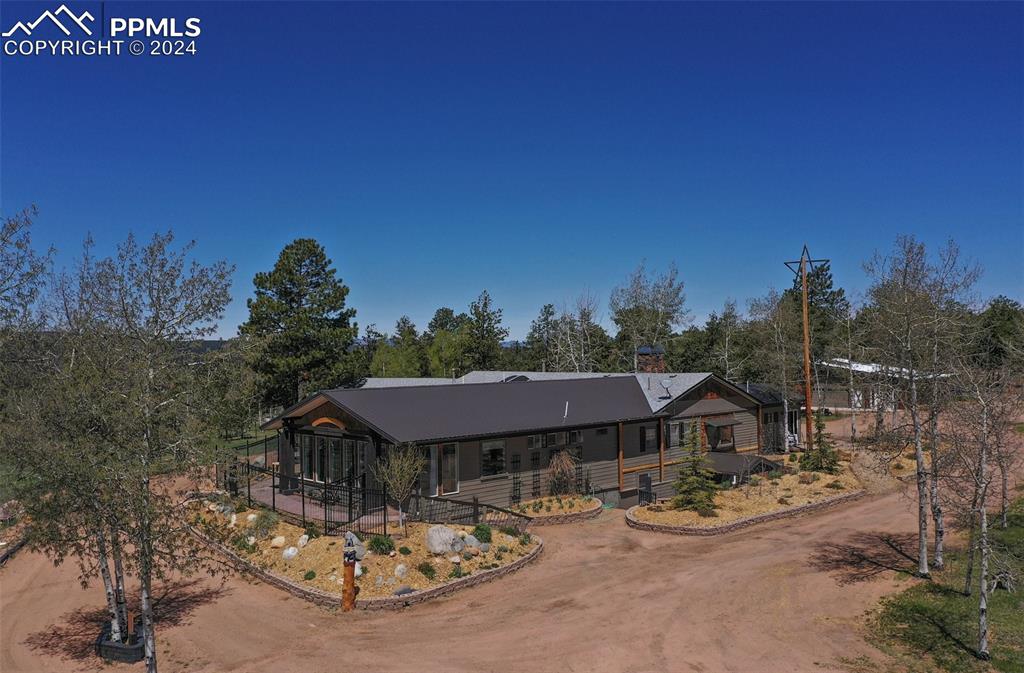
191,499,542,604
512,495,603,525
628,461,864,534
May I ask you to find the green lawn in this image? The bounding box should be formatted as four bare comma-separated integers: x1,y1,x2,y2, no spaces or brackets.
868,498,1024,672
1013,423,1024,435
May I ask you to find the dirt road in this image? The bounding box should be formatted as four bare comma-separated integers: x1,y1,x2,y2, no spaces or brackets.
1,481,927,673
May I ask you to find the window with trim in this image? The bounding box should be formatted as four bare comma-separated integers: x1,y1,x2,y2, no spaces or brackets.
640,426,656,453
481,440,506,477
668,422,680,447
568,430,583,444
708,423,734,449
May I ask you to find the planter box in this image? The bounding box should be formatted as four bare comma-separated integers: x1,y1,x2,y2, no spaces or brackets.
95,622,144,663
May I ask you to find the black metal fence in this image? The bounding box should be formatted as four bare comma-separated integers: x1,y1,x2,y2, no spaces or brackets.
638,472,655,506
217,460,390,536
406,492,531,533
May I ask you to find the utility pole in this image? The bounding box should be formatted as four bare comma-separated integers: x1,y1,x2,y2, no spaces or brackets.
785,245,829,450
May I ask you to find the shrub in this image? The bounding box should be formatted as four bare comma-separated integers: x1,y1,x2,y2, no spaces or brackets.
471,523,492,543
519,532,532,546
304,522,322,539
547,449,578,496
230,533,256,554
417,562,436,580
448,566,467,579
777,497,791,505
799,413,840,474
545,504,552,512
494,552,504,561
497,544,510,553
531,501,543,513
825,480,845,490
250,510,279,539
368,535,394,555
788,453,799,463
398,546,412,556
767,469,783,479
303,570,316,581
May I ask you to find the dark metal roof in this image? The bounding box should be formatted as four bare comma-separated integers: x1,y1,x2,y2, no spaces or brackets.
707,453,781,476
739,382,801,405
705,417,740,428
319,377,657,443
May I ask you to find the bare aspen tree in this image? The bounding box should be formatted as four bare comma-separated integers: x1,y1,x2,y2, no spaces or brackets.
864,236,935,577
370,443,427,536
749,289,802,450
610,261,688,371
551,293,609,372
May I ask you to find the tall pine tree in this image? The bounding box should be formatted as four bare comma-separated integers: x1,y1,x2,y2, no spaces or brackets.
241,239,360,406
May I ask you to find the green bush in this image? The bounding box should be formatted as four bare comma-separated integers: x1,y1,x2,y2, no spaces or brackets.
519,532,532,546
398,546,412,556
304,522,322,539
825,480,845,490
368,535,394,554
471,523,492,543
230,533,256,554
303,570,316,581
788,453,799,463
448,566,467,579
417,561,436,580
799,413,840,474
250,510,279,539
497,544,510,553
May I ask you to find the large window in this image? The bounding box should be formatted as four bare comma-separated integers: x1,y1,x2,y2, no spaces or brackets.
668,422,680,448
441,443,459,494
640,426,657,453
481,440,506,477
418,445,438,496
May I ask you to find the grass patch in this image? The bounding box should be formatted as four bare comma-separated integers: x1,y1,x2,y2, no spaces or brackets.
1014,423,1024,435
869,499,1024,672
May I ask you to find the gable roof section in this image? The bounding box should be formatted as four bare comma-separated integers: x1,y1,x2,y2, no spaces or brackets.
267,377,656,443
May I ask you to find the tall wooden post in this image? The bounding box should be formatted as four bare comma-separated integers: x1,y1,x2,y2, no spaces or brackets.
658,418,665,482
617,422,624,492
800,254,815,450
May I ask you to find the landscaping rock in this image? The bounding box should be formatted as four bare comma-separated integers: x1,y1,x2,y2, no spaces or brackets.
393,585,414,596
451,538,465,553
480,543,491,553
270,536,286,548
388,550,397,557
425,525,459,554
282,546,298,561
375,575,383,588
467,547,480,557
464,534,480,548
297,534,309,548
457,530,467,539
246,513,258,523
344,531,367,560
229,513,237,528
354,562,363,577
207,503,219,512
448,555,461,564
246,536,256,546
395,563,407,579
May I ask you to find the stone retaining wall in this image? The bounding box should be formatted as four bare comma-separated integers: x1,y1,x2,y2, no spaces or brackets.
624,490,866,536
190,527,543,610
525,500,604,527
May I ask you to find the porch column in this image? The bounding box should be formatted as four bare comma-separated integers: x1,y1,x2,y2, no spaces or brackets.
617,422,624,492
658,418,665,482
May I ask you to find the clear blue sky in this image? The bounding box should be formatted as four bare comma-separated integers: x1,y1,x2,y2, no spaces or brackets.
2,1,1021,339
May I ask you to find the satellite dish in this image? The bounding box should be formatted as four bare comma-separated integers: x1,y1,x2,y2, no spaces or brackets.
659,379,672,398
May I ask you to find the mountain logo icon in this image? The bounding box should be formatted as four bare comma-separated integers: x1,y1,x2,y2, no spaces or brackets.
2,4,95,38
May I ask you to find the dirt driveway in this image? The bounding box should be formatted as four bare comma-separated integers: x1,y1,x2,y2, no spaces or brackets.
1,481,927,673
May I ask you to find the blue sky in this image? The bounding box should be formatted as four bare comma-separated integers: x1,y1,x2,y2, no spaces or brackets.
2,1,1021,339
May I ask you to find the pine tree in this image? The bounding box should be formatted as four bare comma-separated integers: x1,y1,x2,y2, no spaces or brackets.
799,412,839,473
241,239,360,406
671,421,718,515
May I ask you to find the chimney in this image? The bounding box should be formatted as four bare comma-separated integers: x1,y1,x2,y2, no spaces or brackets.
636,345,666,374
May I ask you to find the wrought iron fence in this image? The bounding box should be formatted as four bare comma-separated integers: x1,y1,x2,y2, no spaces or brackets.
217,460,389,536
406,492,531,533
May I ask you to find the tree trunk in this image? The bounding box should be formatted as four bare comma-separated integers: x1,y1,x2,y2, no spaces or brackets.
140,571,158,673
1000,460,1009,529
928,335,944,569
782,398,790,452
110,526,129,637
963,492,979,596
978,489,990,659
95,529,123,643
908,371,930,576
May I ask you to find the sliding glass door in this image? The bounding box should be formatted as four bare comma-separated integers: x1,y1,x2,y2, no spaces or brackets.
441,443,458,495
